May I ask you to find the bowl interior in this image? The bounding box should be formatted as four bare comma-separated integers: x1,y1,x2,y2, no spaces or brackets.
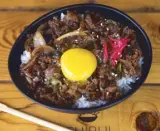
8,4,152,113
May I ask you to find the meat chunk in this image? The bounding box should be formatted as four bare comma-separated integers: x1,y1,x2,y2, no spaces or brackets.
44,65,61,79
48,17,62,37
121,26,135,39
100,86,119,101
85,14,95,29
123,49,142,76
63,11,79,30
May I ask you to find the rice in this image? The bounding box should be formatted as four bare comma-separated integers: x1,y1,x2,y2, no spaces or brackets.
20,50,31,64
117,76,137,93
74,95,106,108
60,13,65,21
138,57,144,67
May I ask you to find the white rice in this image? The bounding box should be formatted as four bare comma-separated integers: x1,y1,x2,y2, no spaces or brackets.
117,76,137,93
74,95,106,108
20,50,31,64
138,57,144,67
60,13,65,21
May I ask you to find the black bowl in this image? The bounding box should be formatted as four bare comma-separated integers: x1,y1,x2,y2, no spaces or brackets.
8,4,152,113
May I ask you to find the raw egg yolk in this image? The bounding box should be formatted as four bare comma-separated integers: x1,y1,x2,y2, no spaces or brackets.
60,48,97,81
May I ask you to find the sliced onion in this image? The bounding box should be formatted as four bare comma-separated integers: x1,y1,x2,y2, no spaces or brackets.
23,69,34,78
22,46,54,70
32,45,54,56
56,30,88,41
33,31,46,48
25,76,32,84
22,55,38,70
23,46,54,70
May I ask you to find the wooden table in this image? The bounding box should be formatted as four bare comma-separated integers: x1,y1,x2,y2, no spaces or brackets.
0,0,160,131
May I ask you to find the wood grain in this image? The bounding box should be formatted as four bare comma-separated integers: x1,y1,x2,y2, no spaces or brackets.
0,83,159,131
0,11,159,83
0,0,88,9
96,0,160,11
1,0,160,12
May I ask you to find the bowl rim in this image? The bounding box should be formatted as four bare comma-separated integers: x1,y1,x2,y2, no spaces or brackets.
8,3,152,114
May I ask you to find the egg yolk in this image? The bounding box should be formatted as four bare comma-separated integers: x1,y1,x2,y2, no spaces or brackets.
60,48,97,81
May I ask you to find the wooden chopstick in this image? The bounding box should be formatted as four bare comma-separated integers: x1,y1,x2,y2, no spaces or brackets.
0,103,72,131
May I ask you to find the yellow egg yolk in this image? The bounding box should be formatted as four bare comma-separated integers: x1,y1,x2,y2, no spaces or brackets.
60,48,97,81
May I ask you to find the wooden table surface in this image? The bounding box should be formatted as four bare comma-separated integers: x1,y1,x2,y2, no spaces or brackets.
0,0,160,131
